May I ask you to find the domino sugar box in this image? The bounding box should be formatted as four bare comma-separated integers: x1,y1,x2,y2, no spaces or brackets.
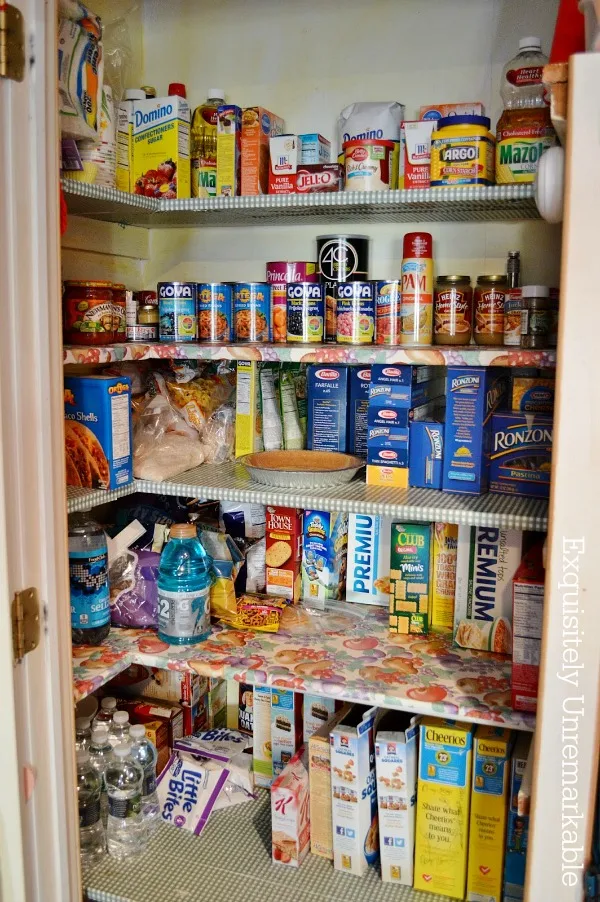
489,412,553,499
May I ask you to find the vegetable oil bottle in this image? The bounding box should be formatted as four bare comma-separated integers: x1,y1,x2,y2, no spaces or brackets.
191,90,225,198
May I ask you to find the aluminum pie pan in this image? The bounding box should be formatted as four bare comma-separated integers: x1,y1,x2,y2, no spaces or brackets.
238,450,364,488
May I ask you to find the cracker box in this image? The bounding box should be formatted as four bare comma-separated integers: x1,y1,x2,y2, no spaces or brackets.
389,522,432,634
271,748,310,867
235,361,264,457
64,375,133,490
216,105,242,196
348,366,370,458
430,523,458,631
443,367,508,495
265,506,302,602
331,704,379,877
271,689,303,777
454,526,523,653
512,542,545,712
419,102,486,120
467,726,514,902
375,711,419,885
489,412,553,499
131,95,190,198
511,376,555,413
302,510,348,602
307,365,349,452
303,695,338,744
414,718,474,899
309,703,352,859
409,420,444,489
241,107,285,195
346,513,393,606
253,685,273,788
299,133,331,164
503,733,532,901
401,119,436,189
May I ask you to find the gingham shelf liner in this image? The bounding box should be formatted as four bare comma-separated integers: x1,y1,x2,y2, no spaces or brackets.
83,790,447,902
67,483,137,513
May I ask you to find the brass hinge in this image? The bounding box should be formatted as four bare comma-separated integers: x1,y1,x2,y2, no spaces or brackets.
12,588,40,661
0,4,25,82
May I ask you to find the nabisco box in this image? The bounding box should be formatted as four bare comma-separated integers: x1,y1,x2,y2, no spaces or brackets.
265,506,302,602
346,513,392,606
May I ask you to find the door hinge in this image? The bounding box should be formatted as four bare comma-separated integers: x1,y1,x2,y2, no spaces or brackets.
0,4,25,82
12,588,40,661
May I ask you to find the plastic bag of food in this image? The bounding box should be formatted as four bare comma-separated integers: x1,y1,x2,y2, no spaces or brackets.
220,503,266,539
199,404,235,463
58,1,104,140
260,365,283,451
133,376,204,481
109,547,159,628
163,361,235,435
198,529,244,623
337,101,405,150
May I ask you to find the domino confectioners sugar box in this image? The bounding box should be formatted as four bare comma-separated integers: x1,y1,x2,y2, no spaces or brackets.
346,514,393,606
511,542,545,713
489,412,553,499
503,732,533,901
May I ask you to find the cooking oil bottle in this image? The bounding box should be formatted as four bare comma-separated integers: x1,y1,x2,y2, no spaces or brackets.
191,89,225,198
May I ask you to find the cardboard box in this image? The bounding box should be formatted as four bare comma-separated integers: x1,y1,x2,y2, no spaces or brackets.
235,361,264,457
115,698,184,763
226,680,254,735
271,689,303,777
64,375,132,490
265,506,302,603
454,526,523,653
409,420,444,489
414,718,475,899
389,522,432,634
366,463,409,488
430,523,458,631
142,720,171,775
302,510,348,602
367,394,445,430
116,98,136,193
253,685,273,788
303,695,338,744
503,733,532,901
331,704,379,876
367,426,410,463
296,163,342,193
131,96,190,198
419,102,486,120
138,669,207,706
272,749,310,866
401,120,436,189
511,377,555,413
216,105,242,196
309,703,352,859
443,367,508,495
375,711,419,885
511,543,545,712
489,412,553,499
348,366,371,458
205,678,227,729
242,106,285,195
268,134,298,193
307,365,349,452
346,514,393,606
299,133,331,163
369,366,444,405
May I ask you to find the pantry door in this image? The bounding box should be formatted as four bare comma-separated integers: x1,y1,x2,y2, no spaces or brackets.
0,0,80,900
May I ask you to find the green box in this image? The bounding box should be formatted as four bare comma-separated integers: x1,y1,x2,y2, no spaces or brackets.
389,523,432,634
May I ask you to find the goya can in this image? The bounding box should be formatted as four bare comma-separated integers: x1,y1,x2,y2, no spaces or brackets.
286,283,324,342
266,261,317,342
376,280,402,345
234,283,271,342
336,281,375,344
317,234,369,341
197,282,233,342
158,282,197,342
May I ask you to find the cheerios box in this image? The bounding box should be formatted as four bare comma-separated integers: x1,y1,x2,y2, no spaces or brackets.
331,704,379,877
346,513,393,606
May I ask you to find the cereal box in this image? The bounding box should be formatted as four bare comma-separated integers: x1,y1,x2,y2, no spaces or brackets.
299,133,331,164
206,678,227,729
389,522,432,634
302,510,348,603
132,96,190,198
235,361,263,457
467,726,514,902
271,689,303,777
503,733,532,901
253,685,273,788
265,506,302,603
64,375,132,490
346,513,393,606
309,703,352,859
307,365,349,452
303,695,338,744
271,749,310,867
348,366,370,458
401,120,437,189
454,526,523,653
511,376,555,413
241,107,285,195
375,711,419,885
216,105,242,196
489,412,553,499
430,523,458,631
226,681,254,736
419,102,486,120
414,718,475,899
409,420,444,489
331,704,379,877
511,542,545,712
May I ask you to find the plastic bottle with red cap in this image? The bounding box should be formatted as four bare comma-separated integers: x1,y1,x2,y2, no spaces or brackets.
400,232,434,346
168,83,187,98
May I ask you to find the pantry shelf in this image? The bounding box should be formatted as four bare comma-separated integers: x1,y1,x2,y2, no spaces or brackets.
67,483,138,513
61,178,540,228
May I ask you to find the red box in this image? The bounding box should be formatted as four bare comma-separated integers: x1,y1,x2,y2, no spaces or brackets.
115,697,184,749
296,164,342,193
511,543,545,712
266,507,303,602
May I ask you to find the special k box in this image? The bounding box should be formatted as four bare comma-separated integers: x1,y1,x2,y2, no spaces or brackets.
265,506,302,602
271,748,310,867
271,689,303,777
414,718,474,899
242,107,285,195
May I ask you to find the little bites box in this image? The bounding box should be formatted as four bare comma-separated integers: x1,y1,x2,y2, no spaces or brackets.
132,96,190,198
242,107,285,195
265,506,302,602
271,749,310,867
414,718,474,899
346,513,393,606
309,702,352,859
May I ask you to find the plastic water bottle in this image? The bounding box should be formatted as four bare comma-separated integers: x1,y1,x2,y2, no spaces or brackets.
105,743,146,859
109,711,130,748
500,37,548,110
75,717,92,751
94,696,117,729
89,727,114,825
129,724,160,834
68,513,110,646
76,749,105,865
157,523,213,645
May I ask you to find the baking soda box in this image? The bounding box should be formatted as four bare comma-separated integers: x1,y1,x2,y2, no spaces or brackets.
414,718,474,899
346,513,393,606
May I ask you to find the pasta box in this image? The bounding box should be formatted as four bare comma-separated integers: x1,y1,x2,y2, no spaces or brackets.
367,394,445,430
489,412,553,499
346,513,393,606
348,366,371,458
271,748,310,867
307,365,349,453
409,419,444,489
369,365,444,406
265,506,302,603
271,689,303,777
389,522,432,634
511,377,555,413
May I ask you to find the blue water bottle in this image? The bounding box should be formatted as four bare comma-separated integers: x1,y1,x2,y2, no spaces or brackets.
157,523,213,645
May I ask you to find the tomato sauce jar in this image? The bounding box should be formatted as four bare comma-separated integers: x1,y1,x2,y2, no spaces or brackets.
63,281,114,345
111,283,127,343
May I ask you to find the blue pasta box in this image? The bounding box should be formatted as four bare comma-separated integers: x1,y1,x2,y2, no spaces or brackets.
64,375,133,490
409,420,444,489
443,367,508,495
489,412,553,499
367,395,445,431
366,427,410,488
307,365,349,452
348,366,371,458
369,365,445,406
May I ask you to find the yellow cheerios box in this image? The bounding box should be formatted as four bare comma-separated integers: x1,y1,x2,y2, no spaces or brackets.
414,717,474,899
467,725,514,902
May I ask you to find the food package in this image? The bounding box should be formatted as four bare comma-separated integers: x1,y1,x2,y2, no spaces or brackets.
198,529,244,624
337,101,405,152
58,1,104,140
175,727,254,795
109,547,159,628
156,750,229,835
133,380,204,481
162,361,236,435
220,502,266,539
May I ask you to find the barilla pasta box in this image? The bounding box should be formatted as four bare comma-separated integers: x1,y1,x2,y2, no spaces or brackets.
454,526,523,653
511,376,555,413
414,718,475,899
271,689,303,777
489,412,553,499
132,96,190,198
443,367,508,494
348,366,371,458
309,702,352,859
511,542,545,712
389,522,432,634
409,419,444,489
64,375,132,490
241,107,285,195
375,711,419,885
346,513,393,606
401,120,437,189
303,695,338,744
302,510,348,602
253,685,273,788
265,506,302,602
367,393,445,431
331,704,379,877
503,733,532,901
430,523,458,632
216,105,242,196
271,748,310,867
369,364,443,404
307,365,349,452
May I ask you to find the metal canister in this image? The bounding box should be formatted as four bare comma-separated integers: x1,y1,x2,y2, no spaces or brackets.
197,283,233,342
317,234,369,341
286,283,324,342
157,282,197,342
336,281,375,344
375,280,402,345
233,282,271,342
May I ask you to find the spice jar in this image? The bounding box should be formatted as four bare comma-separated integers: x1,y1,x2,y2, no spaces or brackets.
474,275,507,346
520,285,551,349
111,283,127,342
433,275,473,345
63,280,114,345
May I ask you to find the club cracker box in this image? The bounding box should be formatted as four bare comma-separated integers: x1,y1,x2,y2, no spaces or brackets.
272,748,310,867
409,419,444,489
302,510,348,603
331,704,379,877
253,685,273,788
467,726,514,902
303,695,338,744
443,367,508,495
132,95,190,198
271,689,303,777
489,412,553,499
511,542,545,712
430,523,458,631
307,365,349,452
414,718,475,899
346,513,393,606
454,526,523,653
242,106,285,195
511,377,555,413
309,702,352,859
375,711,419,885
216,105,242,197
503,733,532,901
389,522,432,634
64,375,133,490
265,506,302,602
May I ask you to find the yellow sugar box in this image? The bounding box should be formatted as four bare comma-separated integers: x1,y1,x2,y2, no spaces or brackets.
132,96,190,198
